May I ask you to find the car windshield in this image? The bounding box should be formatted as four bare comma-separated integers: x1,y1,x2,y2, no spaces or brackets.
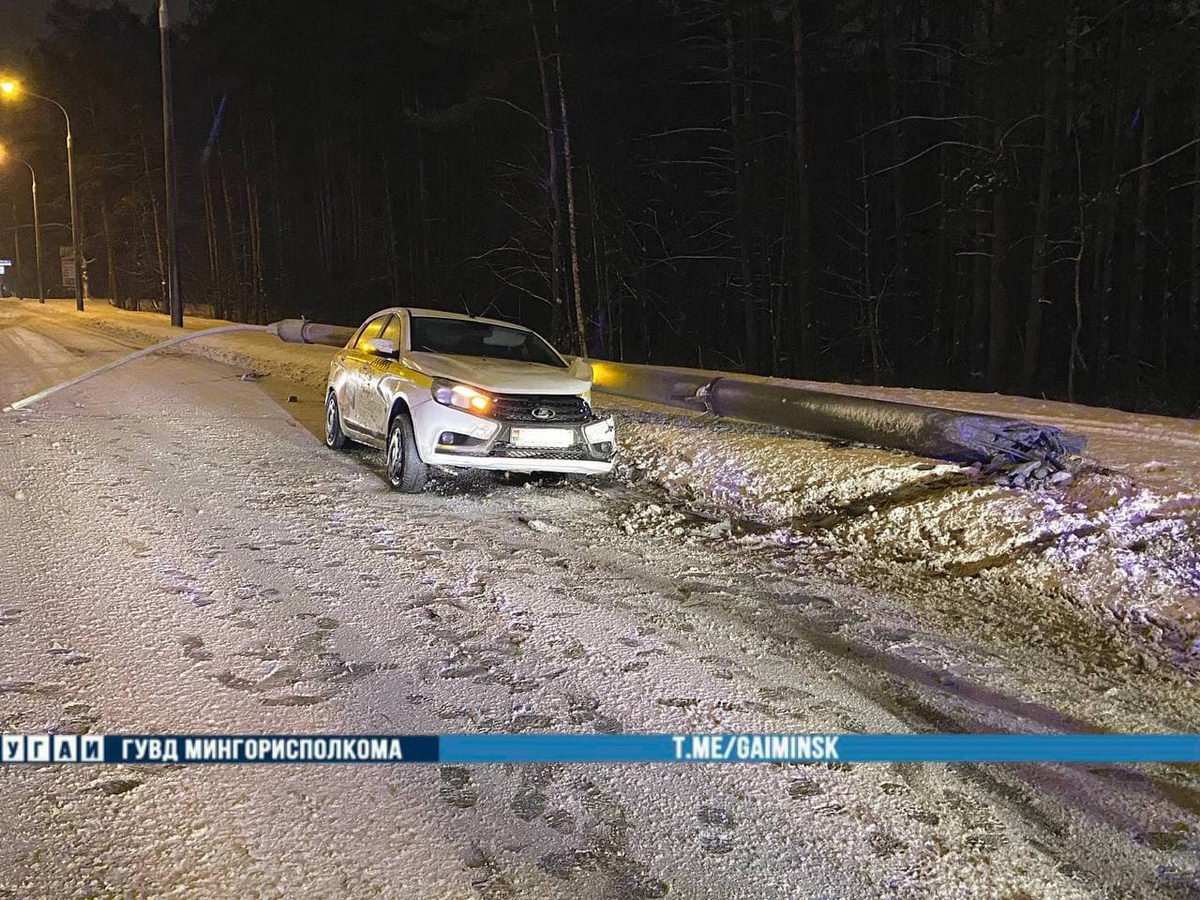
409,316,566,368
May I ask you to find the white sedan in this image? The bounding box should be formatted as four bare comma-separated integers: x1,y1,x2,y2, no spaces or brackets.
324,308,616,491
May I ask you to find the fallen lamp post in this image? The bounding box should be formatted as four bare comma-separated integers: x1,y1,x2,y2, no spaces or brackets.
4,317,1087,480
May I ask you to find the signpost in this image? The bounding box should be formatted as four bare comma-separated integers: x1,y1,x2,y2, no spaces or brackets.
60,246,75,289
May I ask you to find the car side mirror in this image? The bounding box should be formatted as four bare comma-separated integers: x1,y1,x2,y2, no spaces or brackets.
366,337,396,357
568,357,593,382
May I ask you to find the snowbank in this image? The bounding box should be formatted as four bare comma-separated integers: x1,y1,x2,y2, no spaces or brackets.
614,400,1200,671
15,300,1200,674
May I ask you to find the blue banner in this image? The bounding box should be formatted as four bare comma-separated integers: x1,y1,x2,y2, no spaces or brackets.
442,734,1200,763
4,733,1200,764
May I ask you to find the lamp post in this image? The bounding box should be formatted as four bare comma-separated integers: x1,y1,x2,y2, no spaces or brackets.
0,144,45,304
159,0,182,327
0,79,84,311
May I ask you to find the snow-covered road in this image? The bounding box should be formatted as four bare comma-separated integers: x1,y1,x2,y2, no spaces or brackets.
2,302,1200,898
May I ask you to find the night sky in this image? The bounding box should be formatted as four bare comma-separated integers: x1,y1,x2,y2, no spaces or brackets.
0,0,189,52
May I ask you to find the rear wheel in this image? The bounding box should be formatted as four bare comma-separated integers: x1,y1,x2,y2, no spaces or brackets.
386,411,428,492
325,391,348,450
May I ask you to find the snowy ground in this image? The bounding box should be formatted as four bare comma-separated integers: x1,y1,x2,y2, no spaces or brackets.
2,299,1200,898
27,299,1200,673
613,396,1200,674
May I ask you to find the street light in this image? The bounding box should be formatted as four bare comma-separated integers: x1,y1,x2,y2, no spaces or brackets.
0,143,45,304
0,78,85,311
159,0,182,327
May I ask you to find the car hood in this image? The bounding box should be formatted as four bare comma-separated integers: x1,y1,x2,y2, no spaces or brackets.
406,352,589,395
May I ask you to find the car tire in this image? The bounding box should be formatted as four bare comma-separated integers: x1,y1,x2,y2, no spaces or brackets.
386,411,428,493
325,391,348,450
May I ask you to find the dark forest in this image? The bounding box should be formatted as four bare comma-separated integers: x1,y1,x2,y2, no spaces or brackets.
3,0,1200,413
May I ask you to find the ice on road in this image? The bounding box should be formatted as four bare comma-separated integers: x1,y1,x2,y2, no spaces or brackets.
2,302,1200,898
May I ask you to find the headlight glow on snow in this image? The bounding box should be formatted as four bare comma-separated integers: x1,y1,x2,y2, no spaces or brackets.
431,378,493,415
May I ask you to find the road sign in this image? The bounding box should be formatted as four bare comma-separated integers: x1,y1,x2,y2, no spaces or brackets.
0,259,11,266
60,245,76,288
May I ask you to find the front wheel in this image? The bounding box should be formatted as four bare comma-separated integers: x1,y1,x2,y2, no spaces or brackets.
325,391,348,450
386,412,428,493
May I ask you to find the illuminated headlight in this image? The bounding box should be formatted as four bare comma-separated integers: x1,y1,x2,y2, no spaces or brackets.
583,418,615,445
431,379,494,416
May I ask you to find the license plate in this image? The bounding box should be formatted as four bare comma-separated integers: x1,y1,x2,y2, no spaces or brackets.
510,427,574,449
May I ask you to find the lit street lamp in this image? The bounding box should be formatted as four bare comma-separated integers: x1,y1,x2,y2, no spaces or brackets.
0,78,85,311
0,143,45,304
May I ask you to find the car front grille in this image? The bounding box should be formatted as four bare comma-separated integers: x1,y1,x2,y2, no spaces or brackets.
491,393,591,423
488,444,592,460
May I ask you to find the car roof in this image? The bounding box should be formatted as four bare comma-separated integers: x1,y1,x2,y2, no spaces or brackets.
366,307,534,332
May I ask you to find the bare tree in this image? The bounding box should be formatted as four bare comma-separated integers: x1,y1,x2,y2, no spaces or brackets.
1020,47,1061,392
791,0,814,374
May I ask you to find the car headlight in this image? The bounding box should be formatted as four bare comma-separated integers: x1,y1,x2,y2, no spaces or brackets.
431,379,494,415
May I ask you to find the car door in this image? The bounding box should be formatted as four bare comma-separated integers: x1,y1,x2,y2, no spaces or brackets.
344,314,389,430
332,321,368,415
356,314,400,432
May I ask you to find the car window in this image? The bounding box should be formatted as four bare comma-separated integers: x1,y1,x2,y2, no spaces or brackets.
354,315,390,352
380,315,402,349
409,316,566,368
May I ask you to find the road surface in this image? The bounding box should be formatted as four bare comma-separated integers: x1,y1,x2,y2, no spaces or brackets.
1,301,1199,898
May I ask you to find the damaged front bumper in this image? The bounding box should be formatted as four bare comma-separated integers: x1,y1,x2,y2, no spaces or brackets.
415,404,616,474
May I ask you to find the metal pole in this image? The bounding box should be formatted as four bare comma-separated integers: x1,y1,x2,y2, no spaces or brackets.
160,0,182,327
4,323,273,411
26,162,44,304
11,200,22,299
23,91,83,309
588,358,1086,471
65,116,83,309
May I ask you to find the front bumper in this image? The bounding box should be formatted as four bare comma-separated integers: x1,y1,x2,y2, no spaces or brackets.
411,401,616,474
